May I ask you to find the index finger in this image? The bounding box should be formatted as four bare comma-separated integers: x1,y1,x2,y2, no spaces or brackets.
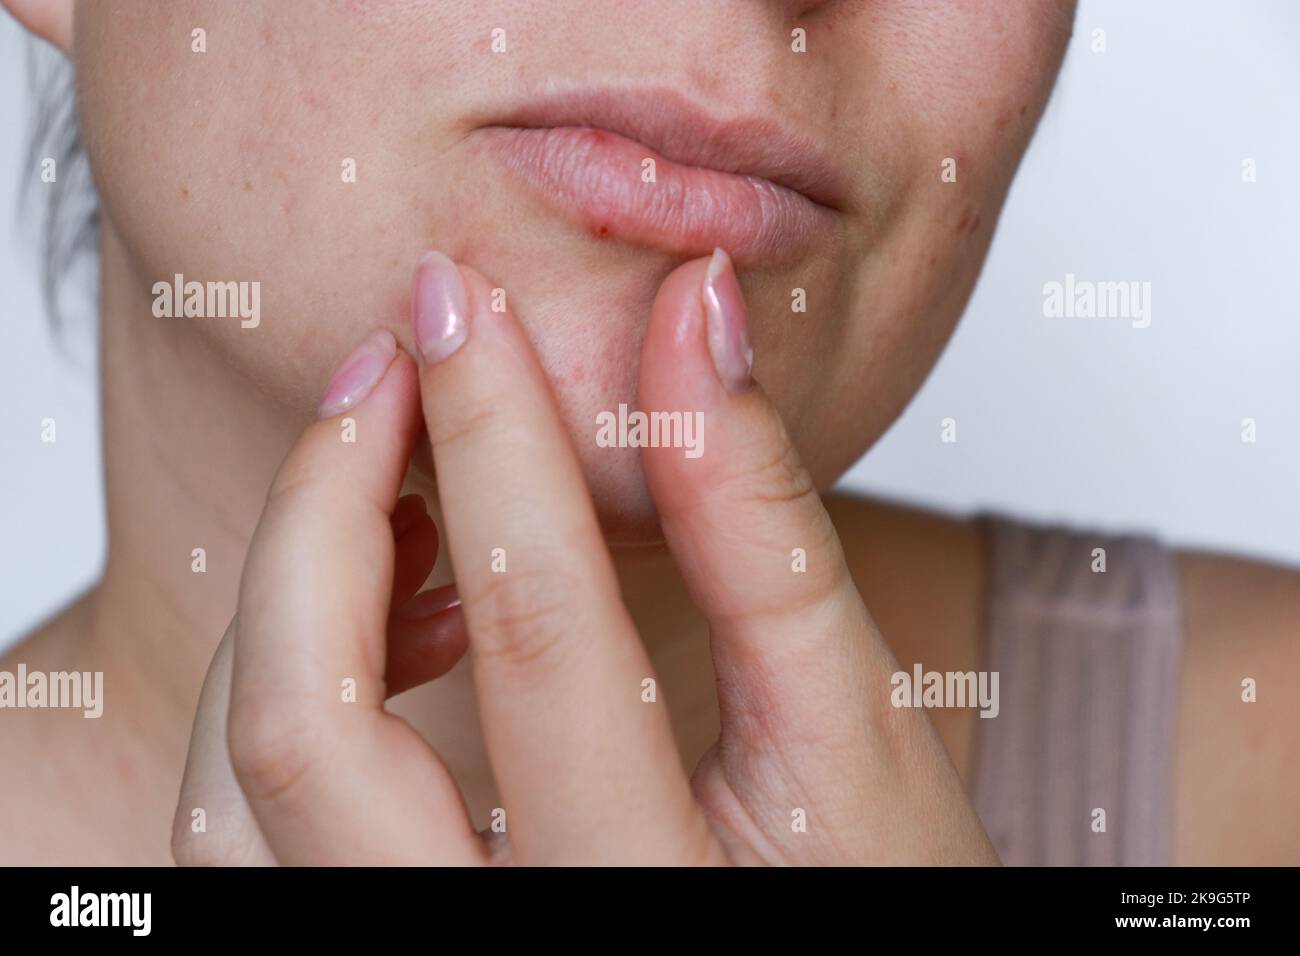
411,251,707,864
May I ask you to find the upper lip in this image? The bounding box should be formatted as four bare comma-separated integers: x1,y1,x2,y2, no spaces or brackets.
481,87,845,212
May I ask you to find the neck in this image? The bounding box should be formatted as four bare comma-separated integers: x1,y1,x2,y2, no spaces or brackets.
84,224,303,757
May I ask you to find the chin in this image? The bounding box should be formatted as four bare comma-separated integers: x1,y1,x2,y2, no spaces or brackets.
579,442,664,548
549,360,666,548
488,261,674,546
399,311,667,548
408,400,663,547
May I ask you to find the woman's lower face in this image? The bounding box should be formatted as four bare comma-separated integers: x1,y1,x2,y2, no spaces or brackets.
75,0,1074,539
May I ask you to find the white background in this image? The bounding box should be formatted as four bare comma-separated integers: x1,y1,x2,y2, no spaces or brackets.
3,0,1298,650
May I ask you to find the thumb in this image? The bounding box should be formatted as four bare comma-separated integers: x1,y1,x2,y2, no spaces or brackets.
638,250,890,745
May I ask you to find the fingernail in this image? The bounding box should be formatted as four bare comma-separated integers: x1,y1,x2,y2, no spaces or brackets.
412,250,470,365
701,248,753,393
390,493,429,538
393,584,462,621
317,329,397,419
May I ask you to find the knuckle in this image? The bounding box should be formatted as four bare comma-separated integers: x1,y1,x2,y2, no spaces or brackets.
739,430,818,510
171,811,263,867
169,826,209,868
226,706,326,807
425,395,505,452
466,567,581,673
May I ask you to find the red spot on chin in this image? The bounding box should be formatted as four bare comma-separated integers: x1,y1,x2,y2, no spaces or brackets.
597,225,610,238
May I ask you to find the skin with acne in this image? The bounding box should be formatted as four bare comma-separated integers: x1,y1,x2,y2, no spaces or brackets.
0,0,1295,864
71,0,1066,536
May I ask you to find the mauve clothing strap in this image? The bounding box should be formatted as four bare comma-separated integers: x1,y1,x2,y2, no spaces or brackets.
969,515,1183,866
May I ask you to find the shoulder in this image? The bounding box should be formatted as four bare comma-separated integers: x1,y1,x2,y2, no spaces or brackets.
1172,549,1300,864
822,494,985,780
826,494,1300,863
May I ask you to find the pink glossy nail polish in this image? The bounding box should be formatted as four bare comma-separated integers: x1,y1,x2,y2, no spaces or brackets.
701,248,753,393
317,329,397,419
412,250,470,365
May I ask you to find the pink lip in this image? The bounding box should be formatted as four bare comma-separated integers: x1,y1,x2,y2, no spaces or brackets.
476,89,844,263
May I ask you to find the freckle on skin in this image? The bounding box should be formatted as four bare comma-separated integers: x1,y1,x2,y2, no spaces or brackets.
243,180,253,192
180,186,189,200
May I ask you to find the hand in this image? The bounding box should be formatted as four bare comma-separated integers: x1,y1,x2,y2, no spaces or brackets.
171,248,998,866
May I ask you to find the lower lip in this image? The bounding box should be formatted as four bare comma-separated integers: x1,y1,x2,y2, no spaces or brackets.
480,126,832,263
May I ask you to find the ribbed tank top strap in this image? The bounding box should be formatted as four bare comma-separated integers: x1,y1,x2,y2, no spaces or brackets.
969,515,1182,866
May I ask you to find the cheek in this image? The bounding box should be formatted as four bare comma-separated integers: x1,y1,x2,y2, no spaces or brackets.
74,3,469,409
872,1,1072,180
780,6,1073,484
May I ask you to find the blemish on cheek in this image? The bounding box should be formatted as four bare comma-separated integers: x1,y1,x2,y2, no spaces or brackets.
179,185,189,200
956,207,982,237
243,180,253,192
